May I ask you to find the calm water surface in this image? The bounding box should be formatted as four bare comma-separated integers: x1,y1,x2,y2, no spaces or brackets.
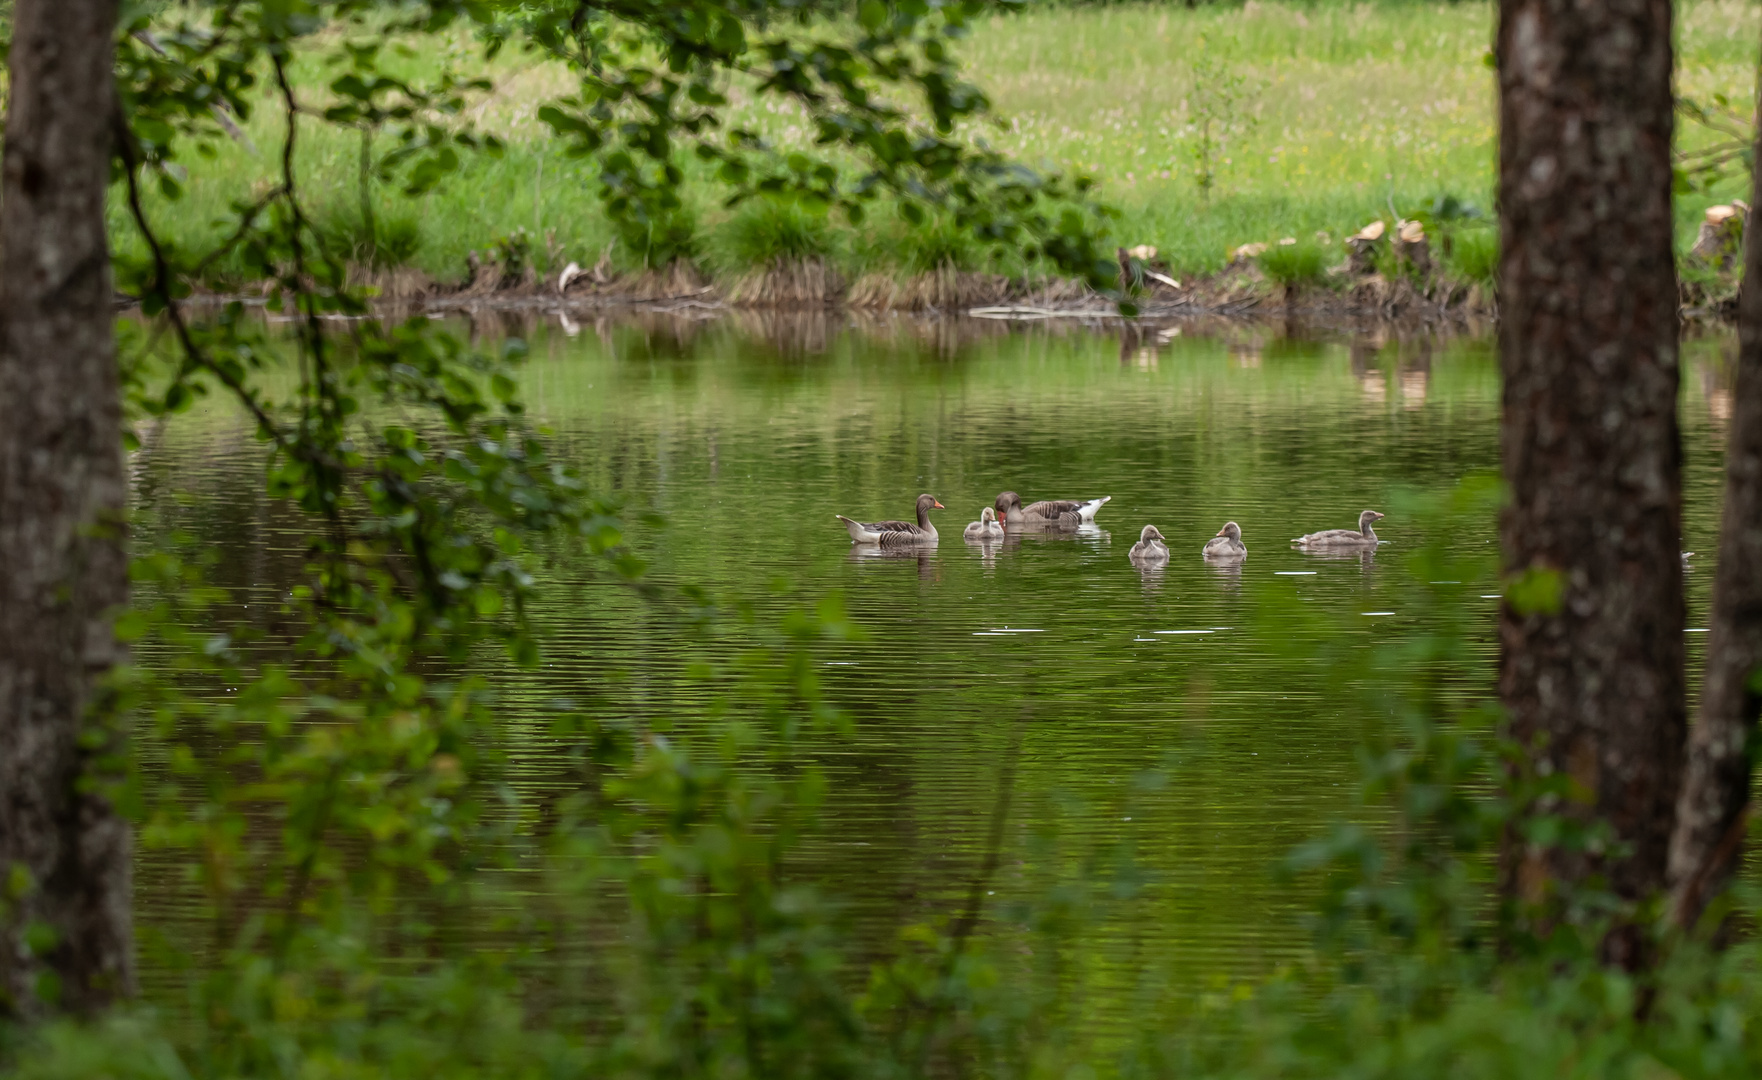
133,311,1735,1020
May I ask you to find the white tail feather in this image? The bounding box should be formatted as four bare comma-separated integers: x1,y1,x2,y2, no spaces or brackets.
837,514,880,543
1077,496,1111,522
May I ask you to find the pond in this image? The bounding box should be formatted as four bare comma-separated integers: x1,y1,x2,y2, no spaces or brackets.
131,309,1734,1030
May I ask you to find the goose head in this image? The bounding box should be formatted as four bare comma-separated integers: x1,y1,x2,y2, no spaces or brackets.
994,491,1022,518
977,506,997,524
1214,521,1242,543
1359,510,1386,533
1138,524,1165,544
918,494,946,515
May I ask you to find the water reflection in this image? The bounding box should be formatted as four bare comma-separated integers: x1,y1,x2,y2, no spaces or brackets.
964,537,1005,566
1204,556,1246,590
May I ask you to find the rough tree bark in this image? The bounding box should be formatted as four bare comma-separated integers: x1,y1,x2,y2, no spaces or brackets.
1667,70,1762,931
0,0,133,1016
1495,0,1684,965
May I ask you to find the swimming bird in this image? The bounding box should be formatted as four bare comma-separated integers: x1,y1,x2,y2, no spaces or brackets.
963,505,1005,541
994,490,1111,528
1203,521,1247,559
1128,524,1170,565
1293,510,1384,549
837,494,943,547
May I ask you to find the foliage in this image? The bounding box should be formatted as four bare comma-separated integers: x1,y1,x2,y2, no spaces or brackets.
1676,91,1754,196
517,0,1118,283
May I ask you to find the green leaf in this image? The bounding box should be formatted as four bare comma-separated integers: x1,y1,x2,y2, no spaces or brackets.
1505,566,1564,616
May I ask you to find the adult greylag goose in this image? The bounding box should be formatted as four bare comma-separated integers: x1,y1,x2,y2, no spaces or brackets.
1293,510,1384,549
1128,524,1170,565
994,491,1111,528
963,505,1005,541
1203,521,1247,559
837,493,943,547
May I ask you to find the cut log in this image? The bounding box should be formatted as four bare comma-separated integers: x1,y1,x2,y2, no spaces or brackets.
1346,220,1386,275
1688,203,1747,272
1394,219,1432,276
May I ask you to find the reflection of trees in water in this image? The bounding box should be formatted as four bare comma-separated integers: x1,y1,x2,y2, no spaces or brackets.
1399,335,1433,409
1692,337,1738,428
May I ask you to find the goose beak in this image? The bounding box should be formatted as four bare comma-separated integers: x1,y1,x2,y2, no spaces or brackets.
1215,528,1226,536
933,500,944,509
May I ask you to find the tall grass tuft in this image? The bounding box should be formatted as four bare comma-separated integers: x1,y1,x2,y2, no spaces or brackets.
1445,229,1499,287
714,196,837,273
314,210,425,270
1258,239,1334,289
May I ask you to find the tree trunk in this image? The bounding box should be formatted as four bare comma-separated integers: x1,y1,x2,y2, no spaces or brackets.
1495,0,1683,966
0,0,132,1016
1667,69,1762,931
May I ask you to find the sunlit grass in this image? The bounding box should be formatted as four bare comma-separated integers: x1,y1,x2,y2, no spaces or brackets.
113,0,1762,285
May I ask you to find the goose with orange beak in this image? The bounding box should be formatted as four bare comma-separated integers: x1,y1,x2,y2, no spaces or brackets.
837,494,944,547
994,490,1111,529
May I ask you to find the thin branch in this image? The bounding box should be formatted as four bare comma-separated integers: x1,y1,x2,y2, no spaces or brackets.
912,718,1021,1075
189,185,288,278
112,104,295,455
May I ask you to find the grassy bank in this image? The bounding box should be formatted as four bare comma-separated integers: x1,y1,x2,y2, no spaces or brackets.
114,0,1762,295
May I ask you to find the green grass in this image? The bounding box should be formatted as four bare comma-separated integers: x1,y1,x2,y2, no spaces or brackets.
1443,227,1500,287
114,0,1762,288
1258,238,1333,288
708,196,838,273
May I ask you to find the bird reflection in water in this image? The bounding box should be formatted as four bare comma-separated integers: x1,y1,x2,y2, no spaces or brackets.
964,536,1005,567
848,544,940,579
1135,562,1168,594
1204,555,1244,590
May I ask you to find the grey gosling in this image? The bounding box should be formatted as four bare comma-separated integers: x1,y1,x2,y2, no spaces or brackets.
1129,524,1170,565
1293,510,1384,549
963,505,1005,541
1203,521,1247,559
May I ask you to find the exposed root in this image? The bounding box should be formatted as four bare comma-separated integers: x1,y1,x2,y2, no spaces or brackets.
721,258,843,307
846,266,1014,310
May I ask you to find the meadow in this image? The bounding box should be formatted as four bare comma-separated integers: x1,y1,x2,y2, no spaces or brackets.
116,0,1762,288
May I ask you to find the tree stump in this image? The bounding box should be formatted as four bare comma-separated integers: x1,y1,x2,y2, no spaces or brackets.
1687,202,1747,272
1345,220,1386,276
1394,219,1431,277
